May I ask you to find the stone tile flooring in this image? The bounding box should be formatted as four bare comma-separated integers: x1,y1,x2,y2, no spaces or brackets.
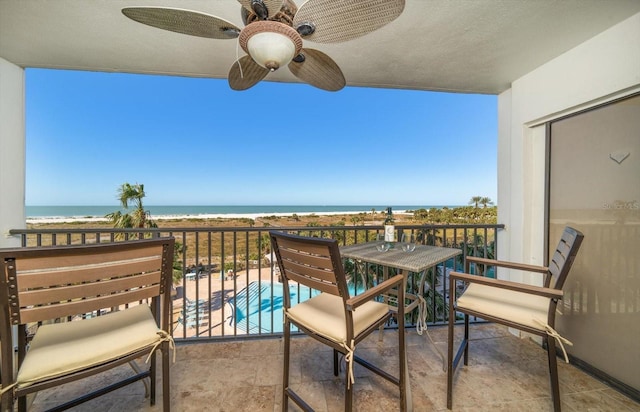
29,324,639,411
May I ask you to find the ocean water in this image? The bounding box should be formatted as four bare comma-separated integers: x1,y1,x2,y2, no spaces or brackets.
25,205,449,221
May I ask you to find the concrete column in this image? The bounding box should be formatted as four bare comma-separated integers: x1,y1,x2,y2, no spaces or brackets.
496,88,512,273
0,58,26,248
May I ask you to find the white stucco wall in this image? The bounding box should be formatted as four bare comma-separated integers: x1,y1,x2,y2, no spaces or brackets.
0,58,25,248
497,12,640,282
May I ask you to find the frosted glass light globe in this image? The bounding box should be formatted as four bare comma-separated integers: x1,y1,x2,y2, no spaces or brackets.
247,32,296,71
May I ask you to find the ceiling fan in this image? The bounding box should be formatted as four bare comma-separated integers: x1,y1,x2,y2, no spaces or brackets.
122,0,405,91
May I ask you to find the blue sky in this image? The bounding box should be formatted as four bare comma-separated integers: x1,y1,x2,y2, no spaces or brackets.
25,69,497,206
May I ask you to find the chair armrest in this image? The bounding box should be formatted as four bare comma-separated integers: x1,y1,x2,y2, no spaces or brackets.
346,274,404,311
450,271,563,299
466,256,549,274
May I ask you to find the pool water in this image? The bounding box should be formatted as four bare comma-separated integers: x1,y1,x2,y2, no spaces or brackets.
229,281,362,334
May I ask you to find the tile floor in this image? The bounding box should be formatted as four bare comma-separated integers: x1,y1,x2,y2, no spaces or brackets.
28,324,639,411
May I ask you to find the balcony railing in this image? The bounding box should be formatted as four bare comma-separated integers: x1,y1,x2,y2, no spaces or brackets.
9,223,503,341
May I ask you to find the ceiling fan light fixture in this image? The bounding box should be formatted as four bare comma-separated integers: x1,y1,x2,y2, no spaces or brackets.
239,21,302,71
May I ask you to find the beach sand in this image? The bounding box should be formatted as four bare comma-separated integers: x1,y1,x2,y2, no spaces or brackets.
26,210,415,225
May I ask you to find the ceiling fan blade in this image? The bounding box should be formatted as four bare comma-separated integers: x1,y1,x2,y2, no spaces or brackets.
122,7,241,39
228,56,270,90
288,48,345,91
237,0,284,20
292,0,405,43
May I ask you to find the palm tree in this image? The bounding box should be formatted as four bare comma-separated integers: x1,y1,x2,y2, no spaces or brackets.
105,182,157,230
172,241,185,284
416,228,443,246
469,196,483,209
479,197,494,208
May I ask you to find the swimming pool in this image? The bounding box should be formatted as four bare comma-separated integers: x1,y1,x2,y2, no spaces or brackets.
228,281,363,334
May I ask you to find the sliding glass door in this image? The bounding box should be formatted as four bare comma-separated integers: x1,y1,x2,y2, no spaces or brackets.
548,94,639,394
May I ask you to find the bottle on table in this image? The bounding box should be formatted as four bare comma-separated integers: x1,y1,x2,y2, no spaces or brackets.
383,207,395,242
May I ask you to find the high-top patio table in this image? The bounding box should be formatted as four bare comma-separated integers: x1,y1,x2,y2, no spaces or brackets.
340,241,462,327
340,241,462,411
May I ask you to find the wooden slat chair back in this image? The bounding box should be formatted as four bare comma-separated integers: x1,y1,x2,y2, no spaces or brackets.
271,233,348,304
447,227,584,412
0,237,175,411
546,228,583,290
270,231,407,412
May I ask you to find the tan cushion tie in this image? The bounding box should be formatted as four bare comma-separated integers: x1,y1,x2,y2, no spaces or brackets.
341,339,356,388
416,294,427,335
417,294,447,371
533,318,573,363
145,331,176,364
0,382,17,397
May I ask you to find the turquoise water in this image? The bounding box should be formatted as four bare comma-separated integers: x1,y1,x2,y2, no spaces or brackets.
229,281,364,334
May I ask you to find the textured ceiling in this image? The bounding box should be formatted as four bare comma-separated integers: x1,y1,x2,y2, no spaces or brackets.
1,0,639,94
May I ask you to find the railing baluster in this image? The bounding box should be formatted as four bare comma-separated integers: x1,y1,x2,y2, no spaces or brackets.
180,231,187,337
206,231,212,338
220,231,226,337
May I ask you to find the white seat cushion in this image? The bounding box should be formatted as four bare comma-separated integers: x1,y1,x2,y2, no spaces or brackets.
456,283,550,331
286,293,389,345
17,304,163,388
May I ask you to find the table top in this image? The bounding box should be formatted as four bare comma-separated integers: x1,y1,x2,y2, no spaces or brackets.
340,242,462,273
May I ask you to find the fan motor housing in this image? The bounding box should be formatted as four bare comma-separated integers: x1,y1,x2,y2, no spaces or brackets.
243,0,297,26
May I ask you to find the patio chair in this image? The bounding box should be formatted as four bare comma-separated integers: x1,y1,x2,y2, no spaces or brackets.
270,231,408,412
185,297,209,310
182,306,208,317
0,237,175,411
447,226,584,411
176,314,207,329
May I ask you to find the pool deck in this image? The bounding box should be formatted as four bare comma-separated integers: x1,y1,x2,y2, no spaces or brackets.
172,268,280,338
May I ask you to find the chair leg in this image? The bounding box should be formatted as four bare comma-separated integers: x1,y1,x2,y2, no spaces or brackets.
547,335,561,412
398,309,407,411
463,314,469,366
283,318,291,412
0,391,10,412
162,342,171,411
344,356,353,412
447,293,455,410
150,351,157,406
333,349,339,376
18,395,26,412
